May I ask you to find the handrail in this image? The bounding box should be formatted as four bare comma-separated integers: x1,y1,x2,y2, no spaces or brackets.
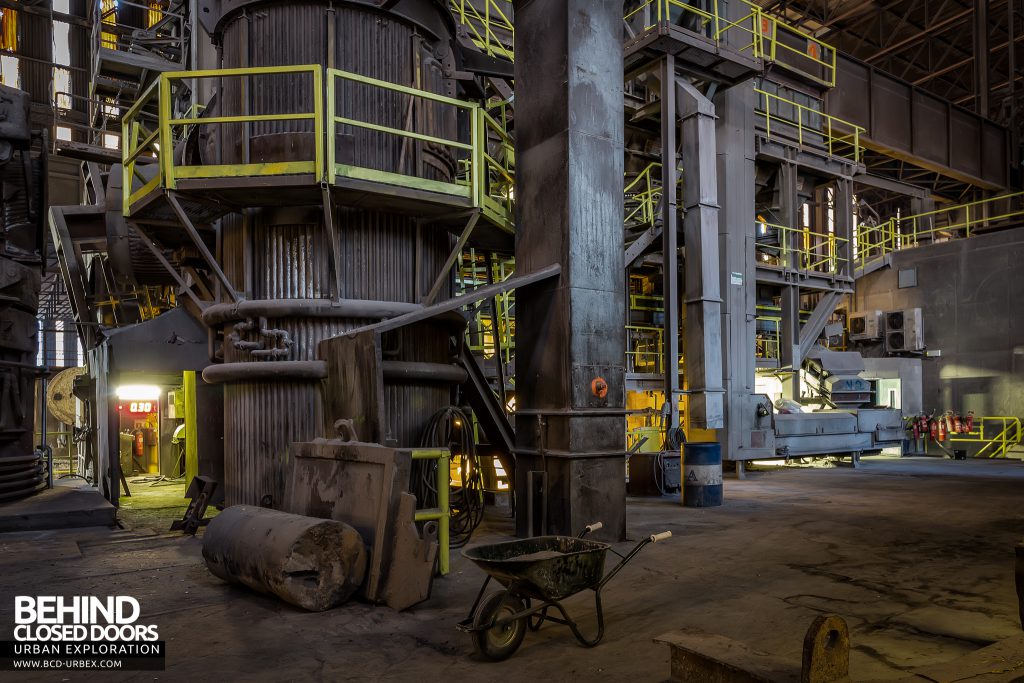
624,163,660,229
450,0,514,62
856,191,1024,270
755,315,781,360
328,67,473,199
745,1,836,87
756,220,848,274
626,325,666,374
477,108,515,229
754,88,864,163
624,162,684,229
948,416,1023,458
121,77,163,215
122,65,516,230
623,0,837,86
165,65,323,188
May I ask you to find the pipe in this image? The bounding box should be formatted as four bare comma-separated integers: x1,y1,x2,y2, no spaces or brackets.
202,361,328,384
202,299,422,326
381,361,467,384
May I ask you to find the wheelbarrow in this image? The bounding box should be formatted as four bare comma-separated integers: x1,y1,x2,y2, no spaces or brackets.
457,522,672,661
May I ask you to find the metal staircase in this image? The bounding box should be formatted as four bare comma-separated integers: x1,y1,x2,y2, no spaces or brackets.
55,0,188,165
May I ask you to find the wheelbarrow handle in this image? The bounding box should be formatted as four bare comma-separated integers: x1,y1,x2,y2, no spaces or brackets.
578,522,603,538
596,530,674,591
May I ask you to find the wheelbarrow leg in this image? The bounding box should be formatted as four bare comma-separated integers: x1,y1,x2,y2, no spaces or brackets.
526,598,550,631
459,575,492,626
548,592,605,648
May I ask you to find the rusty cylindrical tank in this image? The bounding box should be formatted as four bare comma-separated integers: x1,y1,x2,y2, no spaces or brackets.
202,1,459,506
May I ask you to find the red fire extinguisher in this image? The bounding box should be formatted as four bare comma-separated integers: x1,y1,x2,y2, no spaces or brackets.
964,411,975,433
929,415,938,441
938,418,947,442
953,412,964,434
944,412,955,435
911,417,920,440
133,429,145,457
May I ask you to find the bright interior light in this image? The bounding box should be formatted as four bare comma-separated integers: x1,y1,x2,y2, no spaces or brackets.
116,384,161,401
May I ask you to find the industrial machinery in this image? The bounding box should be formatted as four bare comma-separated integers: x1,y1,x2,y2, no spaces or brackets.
848,309,883,341
0,83,47,501
772,349,905,460
885,308,925,353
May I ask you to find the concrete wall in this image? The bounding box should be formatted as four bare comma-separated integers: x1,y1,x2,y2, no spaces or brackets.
853,227,1024,419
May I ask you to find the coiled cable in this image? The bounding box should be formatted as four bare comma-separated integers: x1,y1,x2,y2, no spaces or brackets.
415,406,485,548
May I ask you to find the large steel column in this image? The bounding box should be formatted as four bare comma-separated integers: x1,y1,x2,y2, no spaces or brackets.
714,82,759,460
778,162,801,400
677,78,725,429
661,56,681,431
513,0,626,541
834,179,853,280
975,0,990,115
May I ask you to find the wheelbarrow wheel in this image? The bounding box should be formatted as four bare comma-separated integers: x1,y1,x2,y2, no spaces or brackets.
472,591,527,661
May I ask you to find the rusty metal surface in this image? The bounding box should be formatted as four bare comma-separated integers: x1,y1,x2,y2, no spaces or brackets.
826,54,1009,190
801,615,850,683
1017,541,1023,631
463,536,609,602
283,438,436,610
511,0,627,541
657,630,801,683
0,92,45,498
216,207,455,506
203,504,368,611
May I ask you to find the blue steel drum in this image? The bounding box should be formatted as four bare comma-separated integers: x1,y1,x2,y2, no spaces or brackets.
682,442,723,507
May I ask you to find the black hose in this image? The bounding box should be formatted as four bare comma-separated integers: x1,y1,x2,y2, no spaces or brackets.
415,406,485,548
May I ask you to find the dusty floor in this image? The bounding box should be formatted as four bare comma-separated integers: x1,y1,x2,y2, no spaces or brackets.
0,456,1022,682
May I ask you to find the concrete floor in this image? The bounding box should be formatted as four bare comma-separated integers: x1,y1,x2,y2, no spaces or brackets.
0,456,1021,682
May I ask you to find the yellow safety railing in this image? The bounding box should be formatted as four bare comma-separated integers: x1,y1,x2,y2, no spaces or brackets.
625,0,762,58
754,88,864,163
122,66,516,229
411,448,451,574
450,0,514,62
122,65,324,215
171,65,323,185
755,220,848,274
756,315,781,360
477,108,515,232
948,417,1022,458
624,163,661,229
630,294,665,312
121,77,163,215
855,191,1024,270
328,68,473,199
626,325,665,374
748,2,836,87
459,252,515,368
623,163,683,230
623,1,836,86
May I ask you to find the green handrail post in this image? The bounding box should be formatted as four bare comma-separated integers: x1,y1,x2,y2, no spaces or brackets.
312,64,324,182
411,448,451,575
159,73,174,190
326,68,336,185
471,106,484,209
122,118,134,216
